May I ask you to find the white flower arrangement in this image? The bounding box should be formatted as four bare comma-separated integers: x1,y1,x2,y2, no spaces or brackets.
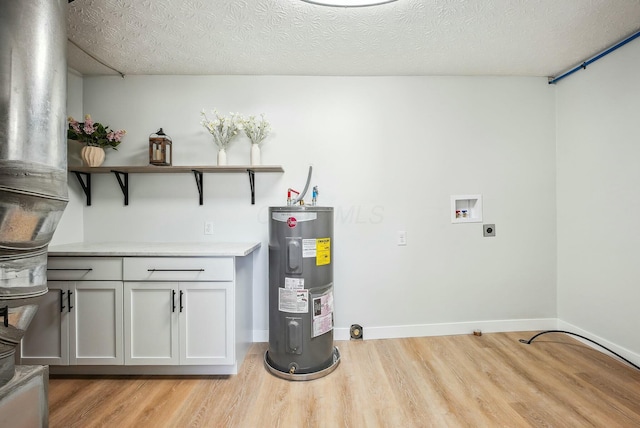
243,114,271,146
200,110,243,150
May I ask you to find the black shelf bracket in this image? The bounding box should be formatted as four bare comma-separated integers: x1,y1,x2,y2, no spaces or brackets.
192,170,203,205
69,166,282,206
111,170,129,206
72,171,92,206
247,169,255,205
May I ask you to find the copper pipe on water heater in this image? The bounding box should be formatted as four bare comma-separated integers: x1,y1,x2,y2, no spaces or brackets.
0,0,68,385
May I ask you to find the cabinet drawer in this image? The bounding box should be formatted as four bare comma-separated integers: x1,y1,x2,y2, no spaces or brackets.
47,257,123,281
123,257,234,281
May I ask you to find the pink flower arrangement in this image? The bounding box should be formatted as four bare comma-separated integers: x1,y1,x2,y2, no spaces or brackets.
67,114,126,150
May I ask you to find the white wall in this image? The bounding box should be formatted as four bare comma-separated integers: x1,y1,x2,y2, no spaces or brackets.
556,41,640,361
70,75,557,338
51,70,84,246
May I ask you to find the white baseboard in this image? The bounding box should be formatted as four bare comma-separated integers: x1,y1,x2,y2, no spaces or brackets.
253,318,557,343
253,330,268,342
254,318,640,369
334,318,558,341
556,320,640,368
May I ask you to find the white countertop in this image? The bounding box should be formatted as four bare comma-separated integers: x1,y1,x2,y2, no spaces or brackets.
48,242,261,257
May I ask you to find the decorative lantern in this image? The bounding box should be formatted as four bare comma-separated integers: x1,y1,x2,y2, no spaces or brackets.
149,128,172,166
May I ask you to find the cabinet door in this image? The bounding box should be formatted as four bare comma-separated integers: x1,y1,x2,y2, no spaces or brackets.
69,281,123,365
179,282,234,365
124,282,179,365
19,281,69,365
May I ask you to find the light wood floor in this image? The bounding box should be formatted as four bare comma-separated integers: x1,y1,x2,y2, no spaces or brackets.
48,331,640,427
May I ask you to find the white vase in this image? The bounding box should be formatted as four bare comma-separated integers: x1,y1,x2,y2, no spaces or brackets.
250,144,261,166
80,146,105,167
217,148,227,166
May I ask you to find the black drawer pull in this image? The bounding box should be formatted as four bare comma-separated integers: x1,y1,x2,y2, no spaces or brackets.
68,291,73,311
60,290,66,313
147,269,205,272
47,268,93,271
179,290,184,312
172,290,176,313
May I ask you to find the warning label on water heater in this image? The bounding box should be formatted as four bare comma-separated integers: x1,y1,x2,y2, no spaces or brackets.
316,238,331,266
302,238,331,266
278,288,308,313
302,239,317,258
284,277,304,289
312,289,334,338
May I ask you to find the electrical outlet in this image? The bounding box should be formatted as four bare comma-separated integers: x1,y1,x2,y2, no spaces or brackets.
204,222,214,235
397,231,407,246
483,224,495,237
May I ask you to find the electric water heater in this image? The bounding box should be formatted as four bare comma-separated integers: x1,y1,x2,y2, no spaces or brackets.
265,206,340,380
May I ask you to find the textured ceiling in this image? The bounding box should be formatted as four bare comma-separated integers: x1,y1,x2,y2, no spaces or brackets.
67,0,640,78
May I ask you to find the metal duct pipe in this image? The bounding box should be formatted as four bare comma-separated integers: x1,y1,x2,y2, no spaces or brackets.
0,0,68,385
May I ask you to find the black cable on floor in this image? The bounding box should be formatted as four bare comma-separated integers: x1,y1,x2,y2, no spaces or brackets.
519,330,640,371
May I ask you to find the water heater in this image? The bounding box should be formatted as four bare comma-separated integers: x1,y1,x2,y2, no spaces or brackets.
265,205,340,380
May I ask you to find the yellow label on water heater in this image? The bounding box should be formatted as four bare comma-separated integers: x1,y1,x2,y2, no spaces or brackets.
316,238,331,266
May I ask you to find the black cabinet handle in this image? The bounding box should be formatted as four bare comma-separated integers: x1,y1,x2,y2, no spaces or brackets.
179,290,184,312
68,290,73,312
147,269,205,272
60,290,66,313
0,306,8,327
47,268,93,271
172,290,176,313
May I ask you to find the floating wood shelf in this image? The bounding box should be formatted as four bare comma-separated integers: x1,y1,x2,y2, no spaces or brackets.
68,165,284,206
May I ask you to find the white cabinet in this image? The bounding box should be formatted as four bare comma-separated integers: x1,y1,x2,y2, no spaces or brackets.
122,257,234,282
20,280,123,366
123,257,235,366
72,280,123,365
21,256,123,365
180,282,233,365
20,282,68,365
124,282,178,365
124,281,233,366
26,243,256,375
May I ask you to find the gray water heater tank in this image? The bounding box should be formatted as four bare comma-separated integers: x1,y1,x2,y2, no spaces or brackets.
264,206,340,380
